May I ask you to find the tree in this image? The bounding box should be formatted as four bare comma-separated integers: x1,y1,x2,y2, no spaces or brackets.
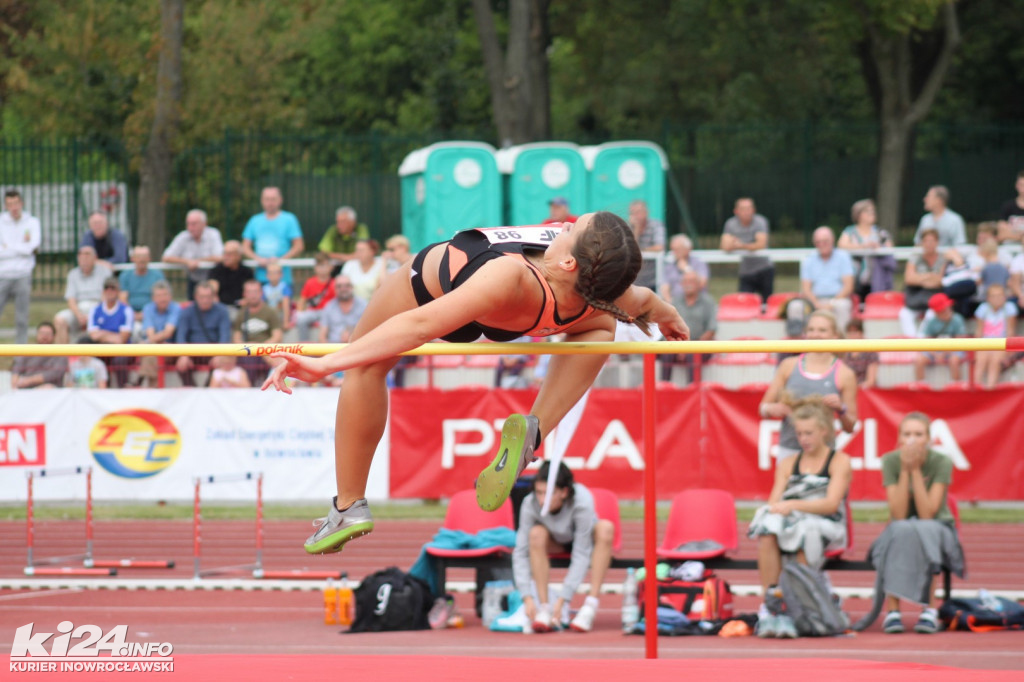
855,1,961,231
136,0,183,257
472,0,551,145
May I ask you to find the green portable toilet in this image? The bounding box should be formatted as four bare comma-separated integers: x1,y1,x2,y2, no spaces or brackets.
582,141,669,222
496,143,588,225
398,142,502,252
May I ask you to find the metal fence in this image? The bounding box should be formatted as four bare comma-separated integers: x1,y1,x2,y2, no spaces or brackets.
4,122,1023,291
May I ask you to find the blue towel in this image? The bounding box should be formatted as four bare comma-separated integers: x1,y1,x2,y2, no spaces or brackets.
409,526,516,597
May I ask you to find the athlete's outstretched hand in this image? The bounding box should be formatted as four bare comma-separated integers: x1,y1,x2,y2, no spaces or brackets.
658,314,690,342
261,352,327,394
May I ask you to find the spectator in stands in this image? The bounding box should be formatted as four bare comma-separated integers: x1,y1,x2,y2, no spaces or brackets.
542,196,578,225
967,223,1010,308
293,252,336,341
11,322,67,389
838,198,895,298
318,275,366,344
913,186,966,248
118,246,165,333
242,186,304,287
913,293,967,384
843,319,878,390
800,226,855,330
234,278,283,385
748,396,852,638
760,310,858,459
514,461,614,634
660,234,708,302
162,209,224,300
86,277,134,387
0,188,41,344
175,281,232,386
80,211,129,268
209,356,251,388
66,355,108,388
1007,231,1024,305
720,197,773,302
209,240,254,312
660,269,716,382
382,235,412,274
899,229,961,337
495,335,532,389
340,238,383,302
997,170,1024,244
973,284,1017,389
869,412,961,635
263,262,292,330
54,246,113,344
136,281,180,387
628,200,665,291
318,206,369,271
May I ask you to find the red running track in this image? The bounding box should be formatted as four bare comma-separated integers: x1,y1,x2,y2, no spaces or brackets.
1,518,1023,673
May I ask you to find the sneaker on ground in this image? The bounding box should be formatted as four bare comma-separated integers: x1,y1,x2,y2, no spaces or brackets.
755,614,778,638
913,609,940,634
882,610,905,634
775,615,798,639
532,605,554,634
569,602,597,632
476,413,539,511
304,497,374,554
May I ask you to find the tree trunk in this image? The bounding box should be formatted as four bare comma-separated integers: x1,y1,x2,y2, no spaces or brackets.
472,0,550,146
136,0,183,258
861,1,960,234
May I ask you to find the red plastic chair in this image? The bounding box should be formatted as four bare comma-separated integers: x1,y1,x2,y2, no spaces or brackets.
657,489,739,560
861,291,905,320
760,292,797,320
425,490,514,560
549,487,623,558
717,293,763,321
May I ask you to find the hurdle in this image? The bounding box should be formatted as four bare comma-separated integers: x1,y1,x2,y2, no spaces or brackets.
192,472,343,581
24,466,175,577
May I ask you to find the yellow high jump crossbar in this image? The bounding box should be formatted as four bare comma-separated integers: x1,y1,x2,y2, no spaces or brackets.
0,337,1022,357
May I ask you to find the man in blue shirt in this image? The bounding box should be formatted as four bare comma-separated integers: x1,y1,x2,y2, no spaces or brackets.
87,277,133,386
137,280,181,386
800,226,855,329
118,245,166,330
914,186,966,248
174,281,232,386
241,186,304,287
79,211,129,268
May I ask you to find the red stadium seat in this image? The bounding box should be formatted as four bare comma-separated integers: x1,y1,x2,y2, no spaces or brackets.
717,293,763,321
710,336,771,365
760,293,797,320
657,489,738,561
425,490,514,560
861,291,905,320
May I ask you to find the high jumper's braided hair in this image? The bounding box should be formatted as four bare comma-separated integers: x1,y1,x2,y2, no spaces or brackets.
572,211,651,334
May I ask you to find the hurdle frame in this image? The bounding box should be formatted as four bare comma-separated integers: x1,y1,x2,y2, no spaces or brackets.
24,466,175,577
192,472,343,581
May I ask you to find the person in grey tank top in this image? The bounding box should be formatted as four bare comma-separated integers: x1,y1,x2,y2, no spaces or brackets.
760,310,858,458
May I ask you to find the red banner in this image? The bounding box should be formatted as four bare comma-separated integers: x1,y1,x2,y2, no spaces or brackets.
389,386,1024,501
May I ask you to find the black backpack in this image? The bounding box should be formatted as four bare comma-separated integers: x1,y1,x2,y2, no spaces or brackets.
779,563,850,637
939,596,1024,632
349,567,432,632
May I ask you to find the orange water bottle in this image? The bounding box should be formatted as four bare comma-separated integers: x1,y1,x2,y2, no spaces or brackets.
324,579,338,625
337,583,354,626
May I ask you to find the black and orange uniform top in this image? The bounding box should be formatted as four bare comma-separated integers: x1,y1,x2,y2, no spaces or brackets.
410,226,598,343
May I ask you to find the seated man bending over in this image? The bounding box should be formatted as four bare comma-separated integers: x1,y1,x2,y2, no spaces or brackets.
515,461,614,633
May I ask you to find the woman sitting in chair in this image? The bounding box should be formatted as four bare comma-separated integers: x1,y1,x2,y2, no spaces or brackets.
748,396,852,637
514,461,614,634
861,412,963,635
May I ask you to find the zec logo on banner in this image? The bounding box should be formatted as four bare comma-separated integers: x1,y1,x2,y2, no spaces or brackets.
89,409,181,479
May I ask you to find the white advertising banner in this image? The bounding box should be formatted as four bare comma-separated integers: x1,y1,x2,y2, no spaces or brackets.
0,389,390,503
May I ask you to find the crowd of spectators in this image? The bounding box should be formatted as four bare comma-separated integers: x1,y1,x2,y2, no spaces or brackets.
5,175,1024,391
